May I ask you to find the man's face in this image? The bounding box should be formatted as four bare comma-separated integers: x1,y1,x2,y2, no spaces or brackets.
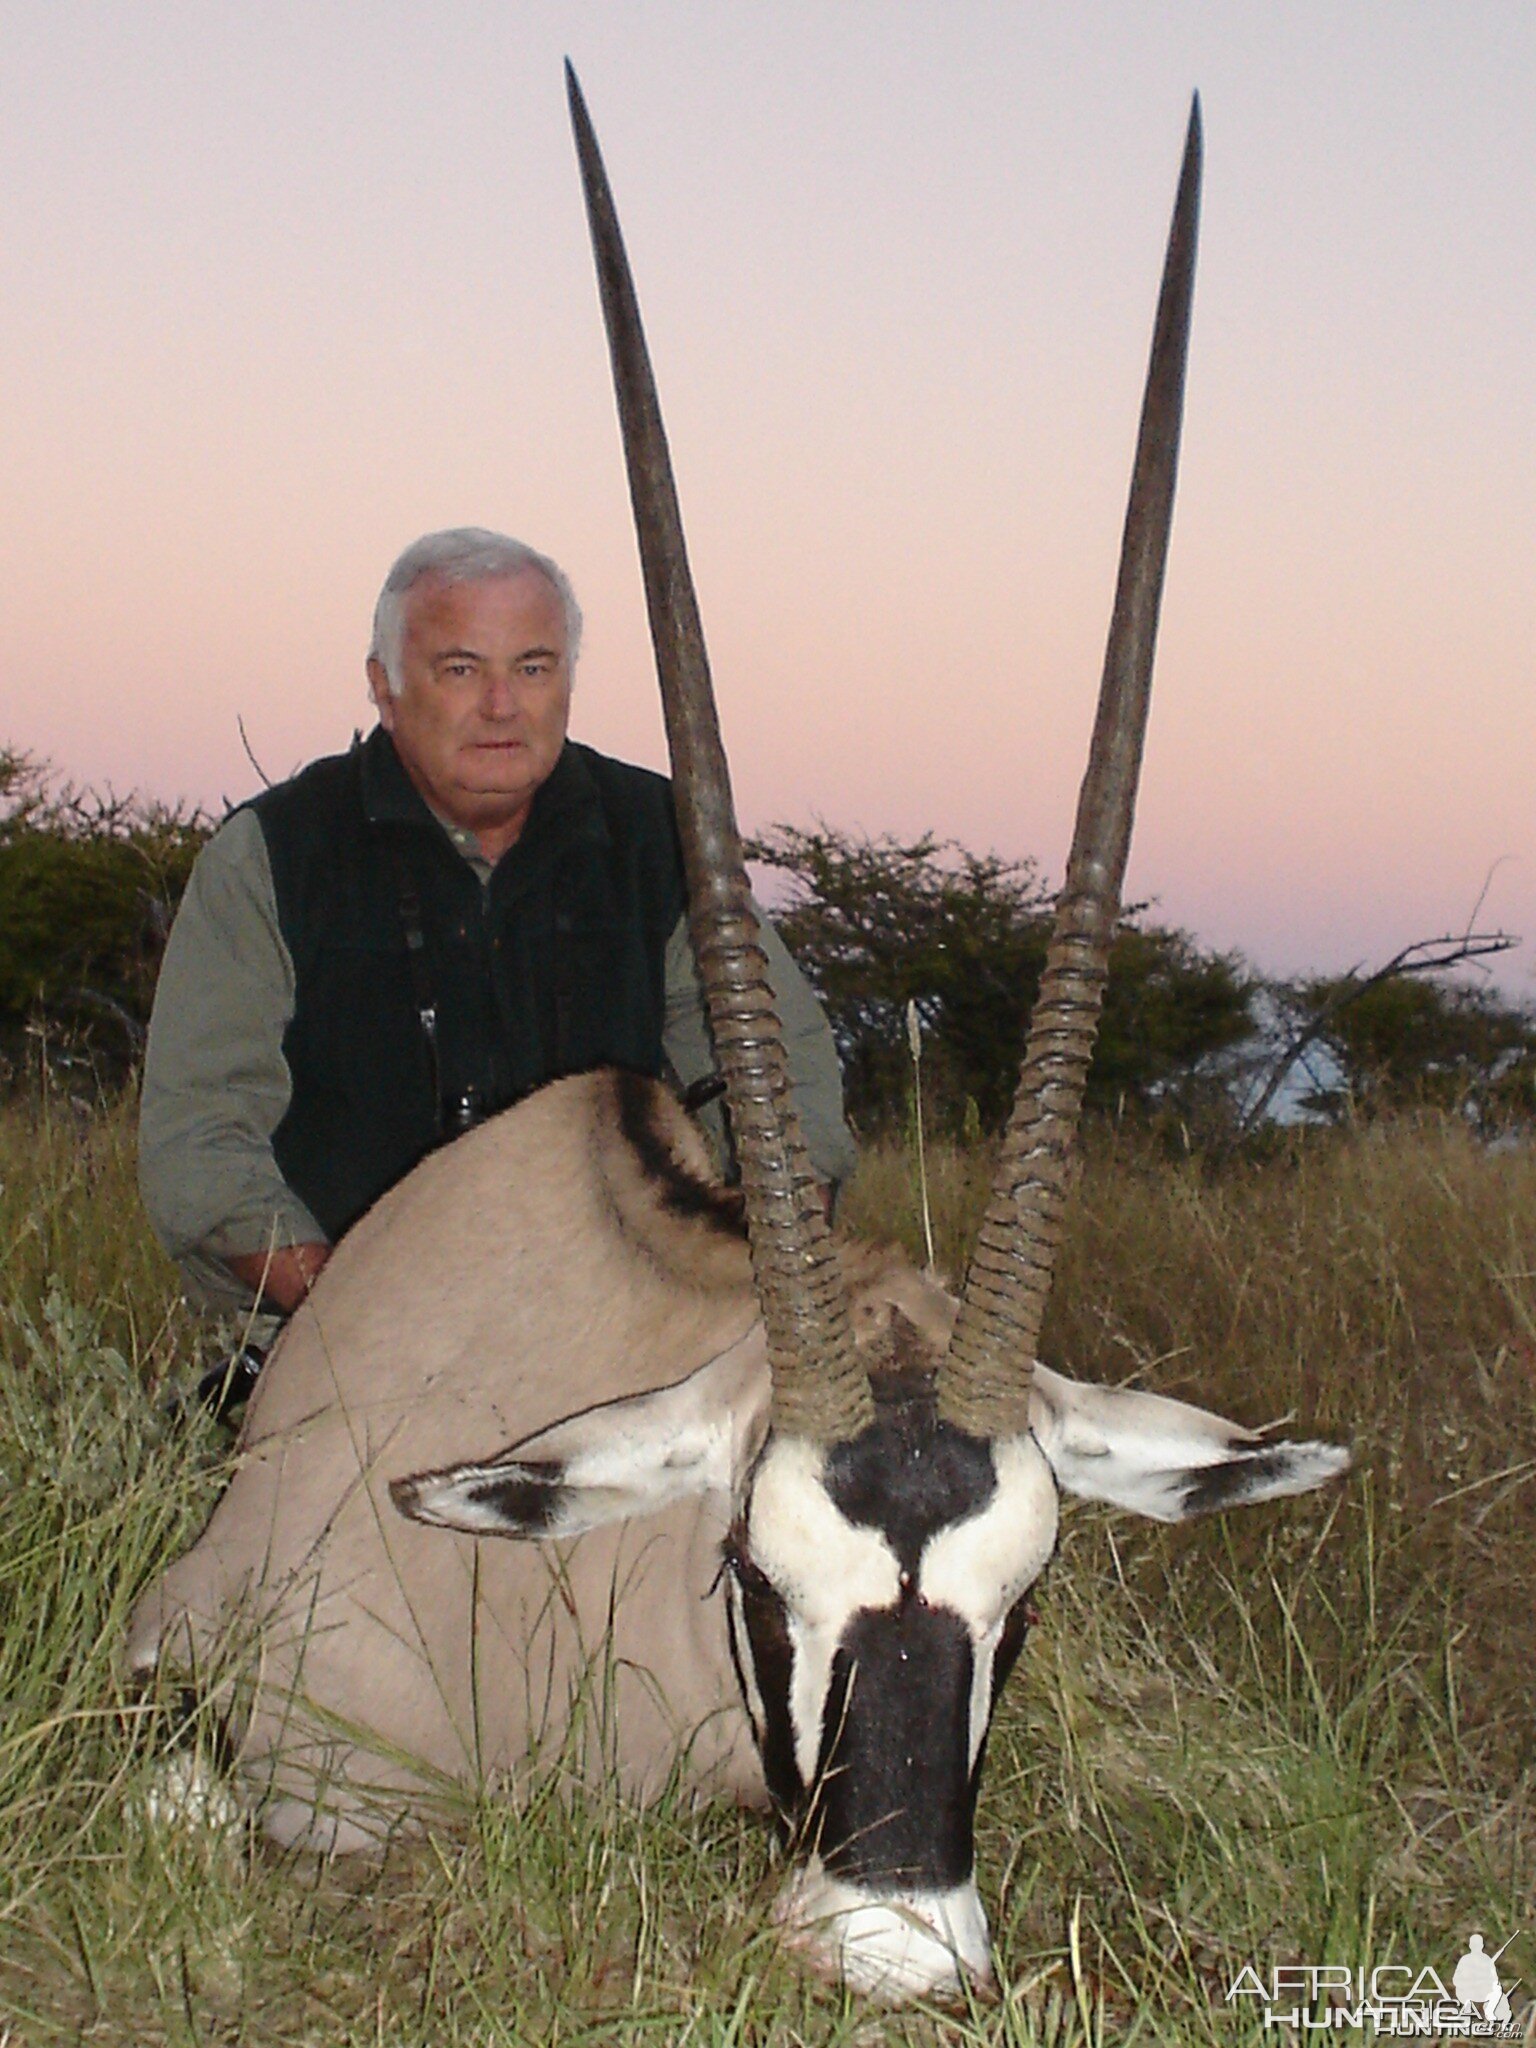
367,568,572,856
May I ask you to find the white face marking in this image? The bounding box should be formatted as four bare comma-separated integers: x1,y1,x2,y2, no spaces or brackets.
748,1437,901,1784
918,1433,1058,1767
774,1856,994,2000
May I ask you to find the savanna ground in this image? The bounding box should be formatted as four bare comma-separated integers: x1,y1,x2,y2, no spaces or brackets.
1,1088,1532,2045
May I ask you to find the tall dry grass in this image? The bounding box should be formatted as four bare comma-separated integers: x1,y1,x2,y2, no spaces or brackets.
1,1094,1532,2044
847,1116,1536,1771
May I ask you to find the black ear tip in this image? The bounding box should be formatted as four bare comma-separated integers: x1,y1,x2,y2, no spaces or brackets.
389,1474,423,1518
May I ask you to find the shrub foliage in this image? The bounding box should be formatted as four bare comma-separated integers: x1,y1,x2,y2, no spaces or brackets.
0,748,209,1084
1284,967,1536,1132
5,747,1532,1143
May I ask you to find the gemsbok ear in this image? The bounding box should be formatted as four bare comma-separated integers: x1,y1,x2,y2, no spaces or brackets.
390,1328,768,1541
1027,1363,1350,1524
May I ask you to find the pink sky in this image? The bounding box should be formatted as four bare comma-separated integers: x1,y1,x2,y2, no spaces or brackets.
3,3,1533,998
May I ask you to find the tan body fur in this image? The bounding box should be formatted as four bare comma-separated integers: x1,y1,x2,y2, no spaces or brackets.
130,1073,798,1848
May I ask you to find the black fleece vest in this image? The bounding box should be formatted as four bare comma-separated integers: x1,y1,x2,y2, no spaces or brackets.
251,729,687,1243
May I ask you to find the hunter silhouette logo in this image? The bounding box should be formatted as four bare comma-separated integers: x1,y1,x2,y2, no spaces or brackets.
1451,1933,1517,2027
1226,1928,1524,2035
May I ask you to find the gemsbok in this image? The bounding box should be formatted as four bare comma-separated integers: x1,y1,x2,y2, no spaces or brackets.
127,70,1350,2001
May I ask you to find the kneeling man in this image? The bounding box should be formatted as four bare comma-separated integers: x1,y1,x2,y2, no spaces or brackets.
140,528,854,1326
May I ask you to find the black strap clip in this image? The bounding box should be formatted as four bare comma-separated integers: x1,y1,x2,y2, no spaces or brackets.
680,1072,728,1114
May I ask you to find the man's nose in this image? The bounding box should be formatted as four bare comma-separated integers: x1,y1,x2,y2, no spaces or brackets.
479,667,521,718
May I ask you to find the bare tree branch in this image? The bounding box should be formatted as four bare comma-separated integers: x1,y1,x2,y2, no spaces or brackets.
237,716,275,790
1462,856,1517,944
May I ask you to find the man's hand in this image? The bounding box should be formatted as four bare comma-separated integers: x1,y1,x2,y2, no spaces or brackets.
224,1241,331,1315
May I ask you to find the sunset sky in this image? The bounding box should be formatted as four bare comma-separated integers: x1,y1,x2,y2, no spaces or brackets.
4,3,1532,998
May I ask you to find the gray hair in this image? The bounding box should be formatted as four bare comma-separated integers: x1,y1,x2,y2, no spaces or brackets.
370,529,583,691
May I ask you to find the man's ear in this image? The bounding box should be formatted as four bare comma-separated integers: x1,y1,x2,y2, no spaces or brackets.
1028,1362,1350,1523
366,657,396,727
390,1328,768,1540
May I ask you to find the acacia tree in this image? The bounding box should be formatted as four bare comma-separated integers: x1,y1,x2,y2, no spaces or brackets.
1278,966,1536,1135
748,823,1256,1134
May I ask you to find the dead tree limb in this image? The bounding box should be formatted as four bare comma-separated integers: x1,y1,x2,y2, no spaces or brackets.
236,716,275,790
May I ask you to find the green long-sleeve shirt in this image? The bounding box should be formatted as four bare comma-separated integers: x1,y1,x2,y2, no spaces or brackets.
140,799,856,1310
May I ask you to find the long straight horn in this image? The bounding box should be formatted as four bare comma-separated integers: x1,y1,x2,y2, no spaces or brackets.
565,64,872,1442
938,99,1203,1438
